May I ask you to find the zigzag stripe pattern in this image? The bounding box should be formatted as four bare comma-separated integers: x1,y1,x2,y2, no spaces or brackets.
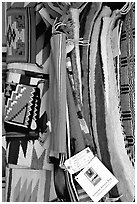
13,177,39,202
6,139,53,170
5,83,36,127
6,168,53,202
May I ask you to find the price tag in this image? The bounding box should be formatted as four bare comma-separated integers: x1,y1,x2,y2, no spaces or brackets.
75,156,119,202
66,40,74,53
64,147,94,174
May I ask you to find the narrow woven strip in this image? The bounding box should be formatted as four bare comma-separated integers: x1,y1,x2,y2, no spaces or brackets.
66,72,85,154
65,102,79,202
89,6,112,160
67,56,95,153
66,72,93,201
2,46,7,92
80,2,102,131
2,176,6,202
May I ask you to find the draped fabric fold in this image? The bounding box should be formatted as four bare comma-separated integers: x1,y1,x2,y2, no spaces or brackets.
80,2,102,131
89,6,112,160
105,11,135,202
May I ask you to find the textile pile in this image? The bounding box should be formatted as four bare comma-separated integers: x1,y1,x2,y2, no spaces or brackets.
2,2,135,202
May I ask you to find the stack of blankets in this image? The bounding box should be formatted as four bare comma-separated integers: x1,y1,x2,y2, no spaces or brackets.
2,2,135,202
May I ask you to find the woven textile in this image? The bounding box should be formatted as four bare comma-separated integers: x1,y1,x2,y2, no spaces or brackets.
2,43,7,93
4,82,40,135
5,167,56,202
6,7,36,63
119,3,135,166
3,3,56,202
3,2,135,202
67,73,85,154
80,2,102,132
2,143,6,202
88,7,120,199
89,6,112,159
6,5,52,68
48,33,66,156
6,137,52,170
79,2,103,154
101,11,135,202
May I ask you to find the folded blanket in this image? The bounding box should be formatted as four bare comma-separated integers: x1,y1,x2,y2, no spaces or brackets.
102,11,135,202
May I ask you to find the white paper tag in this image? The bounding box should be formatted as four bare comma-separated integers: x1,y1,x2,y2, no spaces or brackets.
75,156,119,202
64,147,94,174
66,40,74,54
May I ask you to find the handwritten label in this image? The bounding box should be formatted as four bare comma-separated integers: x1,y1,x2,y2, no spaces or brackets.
64,147,94,174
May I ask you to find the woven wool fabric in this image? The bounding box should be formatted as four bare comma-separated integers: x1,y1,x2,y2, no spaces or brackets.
6,5,52,67
48,33,67,156
2,45,7,93
2,141,6,202
69,9,82,110
5,167,56,202
102,11,135,202
65,102,79,202
95,42,120,199
6,7,36,63
119,3,135,166
3,2,135,202
77,187,92,202
67,57,95,154
65,4,103,155
79,2,103,154
2,176,6,202
2,3,7,93
66,73,85,154
4,82,40,135
2,5,7,201
6,137,52,170
35,10,51,69
89,6,112,160
88,8,120,199
3,3,56,202
66,73,92,202
5,4,52,136
2,2,7,46
6,2,37,8
70,8,83,104
80,2,102,132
